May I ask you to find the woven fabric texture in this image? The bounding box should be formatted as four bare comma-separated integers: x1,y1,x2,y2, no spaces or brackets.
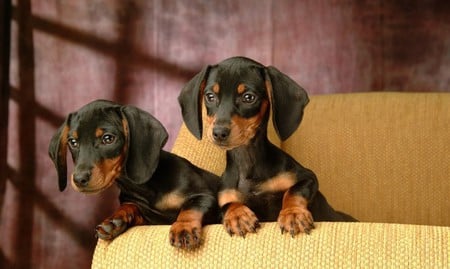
92,222,449,269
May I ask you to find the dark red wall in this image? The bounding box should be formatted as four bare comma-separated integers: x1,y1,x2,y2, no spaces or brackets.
1,1,449,268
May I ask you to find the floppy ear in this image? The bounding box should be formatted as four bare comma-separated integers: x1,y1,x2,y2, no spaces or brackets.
178,65,211,140
48,114,72,192
120,106,168,184
265,66,309,141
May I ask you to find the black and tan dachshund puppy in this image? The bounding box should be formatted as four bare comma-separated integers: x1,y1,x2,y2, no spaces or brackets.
179,56,355,237
49,100,220,249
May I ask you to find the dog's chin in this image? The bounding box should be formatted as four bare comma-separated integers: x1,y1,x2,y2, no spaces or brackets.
209,138,245,151
214,142,237,151
70,178,115,195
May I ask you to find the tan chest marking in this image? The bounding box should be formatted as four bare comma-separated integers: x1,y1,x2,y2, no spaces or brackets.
155,192,186,211
218,189,244,207
257,172,297,193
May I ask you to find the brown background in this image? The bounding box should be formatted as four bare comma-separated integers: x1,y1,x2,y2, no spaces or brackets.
1,0,449,268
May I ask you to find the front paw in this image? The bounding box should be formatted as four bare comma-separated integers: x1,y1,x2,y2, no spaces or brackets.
96,217,128,240
223,203,260,237
169,220,202,249
278,206,315,237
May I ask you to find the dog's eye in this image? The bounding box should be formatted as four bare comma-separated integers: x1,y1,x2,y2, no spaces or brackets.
67,138,79,148
205,93,216,103
242,93,256,104
102,134,115,145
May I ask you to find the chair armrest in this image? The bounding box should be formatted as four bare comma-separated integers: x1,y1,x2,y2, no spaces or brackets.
92,222,449,268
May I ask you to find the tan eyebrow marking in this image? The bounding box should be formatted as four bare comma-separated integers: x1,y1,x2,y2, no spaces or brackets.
237,83,246,94
212,83,220,94
95,128,104,138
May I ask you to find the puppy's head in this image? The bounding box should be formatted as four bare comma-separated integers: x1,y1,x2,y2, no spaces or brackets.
178,56,309,150
48,100,168,193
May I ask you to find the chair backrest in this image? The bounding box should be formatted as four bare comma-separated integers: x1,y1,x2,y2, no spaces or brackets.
173,92,450,226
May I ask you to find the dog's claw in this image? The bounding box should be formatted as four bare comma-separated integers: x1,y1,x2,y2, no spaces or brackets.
99,223,112,234
239,230,246,238
227,227,234,236
111,218,124,228
192,228,199,242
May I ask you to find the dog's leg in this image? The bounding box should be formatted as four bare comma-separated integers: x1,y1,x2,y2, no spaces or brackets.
278,191,315,237
169,194,216,249
219,188,260,237
96,202,145,240
169,209,203,249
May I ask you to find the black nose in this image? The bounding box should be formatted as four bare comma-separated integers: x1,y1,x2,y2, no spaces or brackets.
73,171,91,188
212,126,230,142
